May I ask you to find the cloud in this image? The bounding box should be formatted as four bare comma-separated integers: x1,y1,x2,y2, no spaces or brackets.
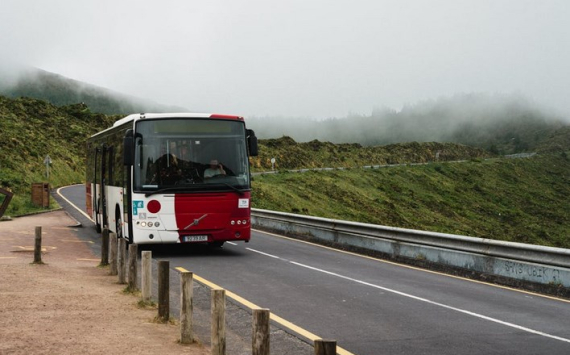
1,0,569,118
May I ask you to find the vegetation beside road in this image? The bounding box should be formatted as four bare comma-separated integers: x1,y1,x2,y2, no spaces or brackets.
252,153,570,248
0,96,116,215
1,94,568,248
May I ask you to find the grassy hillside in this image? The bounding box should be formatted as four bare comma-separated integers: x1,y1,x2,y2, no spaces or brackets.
251,137,493,171
1,95,568,250
252,153,570,248
0,96,116,214
0,67,186,115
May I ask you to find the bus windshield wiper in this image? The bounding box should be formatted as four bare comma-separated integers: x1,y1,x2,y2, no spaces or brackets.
144,183,248,197
144,185,201,197
211,183,248,195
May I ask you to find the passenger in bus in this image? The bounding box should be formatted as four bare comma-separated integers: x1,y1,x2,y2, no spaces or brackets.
204,159,226,178
150,153,182,184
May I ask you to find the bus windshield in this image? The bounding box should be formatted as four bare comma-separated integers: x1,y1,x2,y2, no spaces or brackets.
133,118,250,193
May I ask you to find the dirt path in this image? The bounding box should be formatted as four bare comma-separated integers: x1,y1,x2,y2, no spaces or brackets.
0,210,209,355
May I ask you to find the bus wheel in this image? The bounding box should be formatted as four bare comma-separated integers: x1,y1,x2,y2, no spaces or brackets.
115,210,123,240
209,241,225,248
95,198,102,233
96,212,102,233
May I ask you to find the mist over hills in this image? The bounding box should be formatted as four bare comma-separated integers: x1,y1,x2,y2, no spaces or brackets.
1,66,567,156
248,93,568,155
0,67,186,115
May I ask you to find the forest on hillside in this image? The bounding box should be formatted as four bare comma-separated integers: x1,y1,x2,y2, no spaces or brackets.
248,93,568,155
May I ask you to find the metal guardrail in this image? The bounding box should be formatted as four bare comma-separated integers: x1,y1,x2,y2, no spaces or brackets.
251,208,570,289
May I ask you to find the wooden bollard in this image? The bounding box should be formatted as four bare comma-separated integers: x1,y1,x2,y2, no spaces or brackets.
141,251,152,301
314,339,336,355
180,271,193,344
109,232,118,275
100,228,109,266
252,308,270,355
118,238,127,284
127,243,138,291
158,260,170,321
33,226,42,264
211,288,226,355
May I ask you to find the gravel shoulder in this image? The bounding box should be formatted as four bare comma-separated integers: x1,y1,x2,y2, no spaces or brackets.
0,210,208,355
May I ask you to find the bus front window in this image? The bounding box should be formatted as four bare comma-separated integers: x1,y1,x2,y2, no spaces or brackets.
133,119,250,192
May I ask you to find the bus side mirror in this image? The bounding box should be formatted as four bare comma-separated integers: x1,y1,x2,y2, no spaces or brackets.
247,129,258,157
123,130,134,166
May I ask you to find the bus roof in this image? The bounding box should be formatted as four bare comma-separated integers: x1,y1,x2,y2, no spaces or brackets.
88,113,244,139
112,113,244,128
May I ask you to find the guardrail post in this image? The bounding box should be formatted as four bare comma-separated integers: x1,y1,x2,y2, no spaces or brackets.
314,339,336,355
109,232,118,275
158,260,170,321
100,228,109,266
127,243,138,291
252,308,270,355
180,270,193,344
117,238,127,284
33,226,43,264
141,251,152,301
211,288,226,355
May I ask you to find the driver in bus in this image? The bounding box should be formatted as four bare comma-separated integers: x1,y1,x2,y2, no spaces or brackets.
204,159,226,178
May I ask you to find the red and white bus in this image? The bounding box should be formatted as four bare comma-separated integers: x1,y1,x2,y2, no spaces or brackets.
86,113,258,246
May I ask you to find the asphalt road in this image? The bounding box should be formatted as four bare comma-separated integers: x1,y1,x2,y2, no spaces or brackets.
57,184,570,355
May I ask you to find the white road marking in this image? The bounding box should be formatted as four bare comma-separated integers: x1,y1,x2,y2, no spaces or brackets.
57,185,94,222
246,248,280,259
226,242,237,246
247,246,570,344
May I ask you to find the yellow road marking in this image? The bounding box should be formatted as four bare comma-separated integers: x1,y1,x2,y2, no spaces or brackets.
60,239,94,244
12,246,57,251
77,258,100,261
0,256,18,259
175,267,355,355
254,228,570,304
55,184,351,352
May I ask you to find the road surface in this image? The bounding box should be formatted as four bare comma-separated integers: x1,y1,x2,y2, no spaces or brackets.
58,184,570,355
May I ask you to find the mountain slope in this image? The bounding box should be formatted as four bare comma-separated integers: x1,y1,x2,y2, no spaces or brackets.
0,67,186,115
252,151,570,248
0,96,116,213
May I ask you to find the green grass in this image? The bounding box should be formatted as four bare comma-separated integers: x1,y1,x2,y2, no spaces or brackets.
252,154,570,248
0,96,116,216
2,94,569,249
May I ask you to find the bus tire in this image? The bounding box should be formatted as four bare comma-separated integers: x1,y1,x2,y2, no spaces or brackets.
115,207,123,240
95,198,102,233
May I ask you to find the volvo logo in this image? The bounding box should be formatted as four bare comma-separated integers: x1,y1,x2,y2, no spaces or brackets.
184,214,208,230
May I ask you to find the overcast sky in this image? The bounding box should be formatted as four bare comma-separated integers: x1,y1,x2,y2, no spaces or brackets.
1,0,569,119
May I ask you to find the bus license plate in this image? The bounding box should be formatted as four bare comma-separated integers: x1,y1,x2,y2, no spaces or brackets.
183,235,208,243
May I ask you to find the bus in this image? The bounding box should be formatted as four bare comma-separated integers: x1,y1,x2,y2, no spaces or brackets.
86,113,258,246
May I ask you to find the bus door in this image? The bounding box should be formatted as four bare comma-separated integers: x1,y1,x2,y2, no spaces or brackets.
101,145,108,229
93,147,102,232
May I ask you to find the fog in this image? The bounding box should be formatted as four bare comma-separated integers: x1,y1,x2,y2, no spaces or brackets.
1,1,570,119
247,92,565,149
